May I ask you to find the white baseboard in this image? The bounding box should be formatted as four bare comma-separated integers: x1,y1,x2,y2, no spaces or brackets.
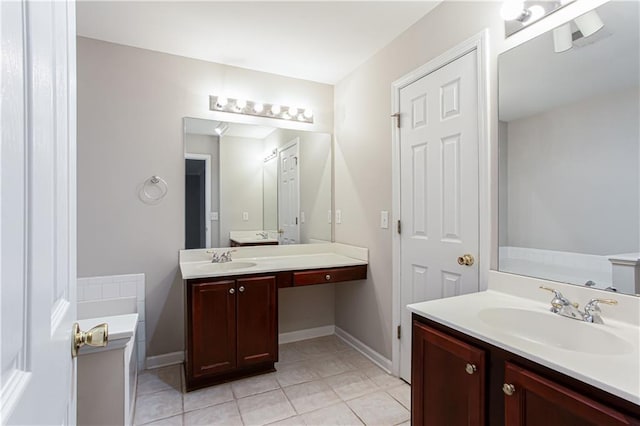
278,325,335,344
335,326,392,373
145,351,184,370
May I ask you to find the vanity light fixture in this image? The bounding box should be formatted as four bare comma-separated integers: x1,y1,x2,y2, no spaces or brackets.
209,95,313,124
552,9,605,53
502,0,576,37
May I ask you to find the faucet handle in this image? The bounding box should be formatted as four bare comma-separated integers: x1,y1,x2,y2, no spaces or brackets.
539,286,579,311
583,298,617,324
584,298,618,311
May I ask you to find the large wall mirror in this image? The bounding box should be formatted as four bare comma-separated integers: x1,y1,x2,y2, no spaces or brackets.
498,1,639,295
183,117,332,249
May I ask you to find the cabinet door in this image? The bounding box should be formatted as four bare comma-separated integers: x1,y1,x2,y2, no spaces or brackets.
236,275,278,367
412,321,485,426
504,362,634,425
189,280,237,377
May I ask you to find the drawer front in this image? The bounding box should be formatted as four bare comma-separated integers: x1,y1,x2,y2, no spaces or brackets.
293,265,367,286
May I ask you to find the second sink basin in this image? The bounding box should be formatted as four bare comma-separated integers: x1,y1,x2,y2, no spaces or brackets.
478,307,634,355
197,261,257,272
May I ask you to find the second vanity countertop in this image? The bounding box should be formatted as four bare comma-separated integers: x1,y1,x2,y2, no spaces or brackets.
179,242,368,280
408,289,640,405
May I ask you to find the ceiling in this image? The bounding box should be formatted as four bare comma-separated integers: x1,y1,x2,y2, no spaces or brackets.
76,1,441,85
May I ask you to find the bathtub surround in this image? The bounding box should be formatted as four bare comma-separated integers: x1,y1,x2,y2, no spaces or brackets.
77,273,146,369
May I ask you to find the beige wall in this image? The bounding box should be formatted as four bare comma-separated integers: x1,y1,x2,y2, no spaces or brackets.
77,37,334,357
219,136,265,244
332,2,505,359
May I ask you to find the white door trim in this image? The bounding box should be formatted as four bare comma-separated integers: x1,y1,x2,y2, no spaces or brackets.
185,153,212,248
390,30,490,376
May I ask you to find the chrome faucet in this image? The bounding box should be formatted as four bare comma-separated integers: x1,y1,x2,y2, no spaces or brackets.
582,298,618,324
540,286,583,320
539,286,618,324
211,249,236,263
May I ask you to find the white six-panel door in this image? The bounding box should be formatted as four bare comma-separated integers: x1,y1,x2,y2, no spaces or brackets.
278,140,300,245
399,50,480,381
1,0,77,423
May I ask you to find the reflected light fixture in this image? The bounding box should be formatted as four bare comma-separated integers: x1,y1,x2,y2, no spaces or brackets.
553,23,573,53
209,95,313,124
574,10,604,38
214,123,229,136
552,8,604,53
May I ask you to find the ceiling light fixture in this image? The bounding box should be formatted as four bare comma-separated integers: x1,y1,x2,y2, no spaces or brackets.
574,10,604,38
209,95,313,124
553,23,573,53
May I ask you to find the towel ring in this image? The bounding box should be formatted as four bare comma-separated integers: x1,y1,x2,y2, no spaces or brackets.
140,175,168,204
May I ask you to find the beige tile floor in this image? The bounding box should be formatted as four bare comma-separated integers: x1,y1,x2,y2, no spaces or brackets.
134,335,411,426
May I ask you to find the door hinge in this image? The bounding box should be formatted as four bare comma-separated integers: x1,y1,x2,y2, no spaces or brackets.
397,325,401,339
397,220,401,234
391,113,401,128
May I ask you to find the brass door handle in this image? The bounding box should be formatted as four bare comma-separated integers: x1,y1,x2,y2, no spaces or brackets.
72,322,108,358
457,254,475,266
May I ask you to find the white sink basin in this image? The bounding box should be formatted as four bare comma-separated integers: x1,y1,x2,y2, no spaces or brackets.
197,261,257,272
478,307,634,355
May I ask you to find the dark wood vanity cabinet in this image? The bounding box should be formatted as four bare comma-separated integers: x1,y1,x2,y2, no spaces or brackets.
186,275,277,391
412,321,485,425
411,315,640,426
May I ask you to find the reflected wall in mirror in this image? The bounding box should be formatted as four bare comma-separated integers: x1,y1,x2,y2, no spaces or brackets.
498,1,640,295
184,117,332,248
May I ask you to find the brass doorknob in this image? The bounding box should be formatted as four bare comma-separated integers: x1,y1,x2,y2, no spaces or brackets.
72,322,108,358
457,254,475,266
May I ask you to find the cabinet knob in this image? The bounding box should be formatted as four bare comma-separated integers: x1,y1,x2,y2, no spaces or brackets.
239,286,245,292
465,363,477,375
229,288,235,294
325,274,331,281
502,383,516,396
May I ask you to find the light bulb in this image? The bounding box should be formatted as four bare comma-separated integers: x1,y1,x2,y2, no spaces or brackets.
500,0,525,21
271,104,281,115
216,96,228,108
254,103,264,113
526,5,545,23
303,109,313,119
236,99,247,109
288,106,298,117
575,10,604,38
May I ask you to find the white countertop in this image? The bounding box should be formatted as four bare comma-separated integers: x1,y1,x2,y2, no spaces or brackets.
408,290,640,405
179,243,368,280
229,230,279,244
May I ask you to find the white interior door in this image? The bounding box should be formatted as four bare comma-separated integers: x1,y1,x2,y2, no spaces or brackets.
1,0,77,423
398,50,480,381
278,140,300,245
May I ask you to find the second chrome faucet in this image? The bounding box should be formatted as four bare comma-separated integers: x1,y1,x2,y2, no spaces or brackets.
539,286,617,324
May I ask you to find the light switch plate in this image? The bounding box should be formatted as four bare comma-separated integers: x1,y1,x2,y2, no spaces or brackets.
242,211,249,221
335,210,342,224
381,211,389,229
210,212,219,221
